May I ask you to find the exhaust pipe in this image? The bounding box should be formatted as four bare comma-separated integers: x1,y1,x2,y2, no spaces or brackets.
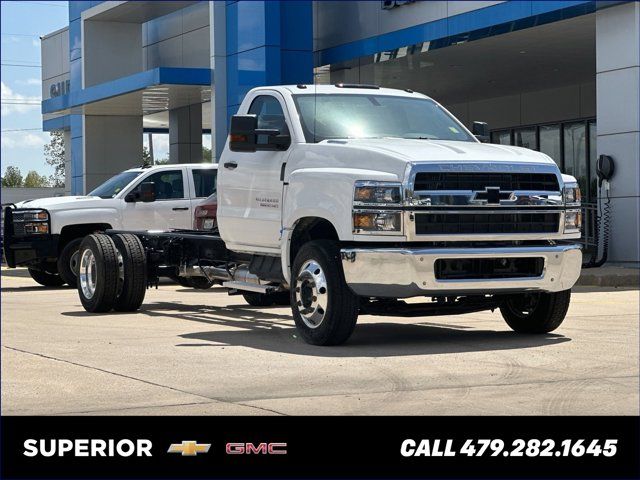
180,264,262,285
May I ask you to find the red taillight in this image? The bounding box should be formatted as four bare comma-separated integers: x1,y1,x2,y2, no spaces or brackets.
195,207,209,217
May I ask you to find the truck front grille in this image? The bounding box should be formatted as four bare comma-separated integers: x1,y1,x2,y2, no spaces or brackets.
414,172,559,191
7,211,26,236
414,211,560,235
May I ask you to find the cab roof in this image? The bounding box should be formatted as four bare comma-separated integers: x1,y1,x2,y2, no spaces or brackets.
273,84,431,99
125,163,218,173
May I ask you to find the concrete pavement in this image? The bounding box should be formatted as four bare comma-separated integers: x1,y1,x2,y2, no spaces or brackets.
1,270,638,415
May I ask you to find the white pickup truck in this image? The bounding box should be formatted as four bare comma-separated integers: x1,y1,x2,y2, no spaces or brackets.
3,163,217,287
68,84,582,346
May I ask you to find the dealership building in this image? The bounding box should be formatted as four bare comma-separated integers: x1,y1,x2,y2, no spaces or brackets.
40,0,639,265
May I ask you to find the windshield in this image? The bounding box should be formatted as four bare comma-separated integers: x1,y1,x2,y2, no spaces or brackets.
88,171,142,198
293,94,474,143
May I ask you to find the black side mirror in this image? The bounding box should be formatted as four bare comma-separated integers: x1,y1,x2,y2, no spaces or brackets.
229,115,258,152
140,182,156,202
472,121,490,143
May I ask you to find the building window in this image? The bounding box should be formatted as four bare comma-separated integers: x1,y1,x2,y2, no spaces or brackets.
539,124,562,168
564,122,587,197
514,127,537,150
491,130,511,145
491,118,596,200
588,120,597,200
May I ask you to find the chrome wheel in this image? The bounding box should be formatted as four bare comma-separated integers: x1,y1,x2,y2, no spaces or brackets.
116,250,124,297
295,259,328,329
79,248,97,299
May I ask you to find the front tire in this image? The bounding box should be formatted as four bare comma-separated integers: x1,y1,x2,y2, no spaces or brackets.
500,290,571,333
57,238,82,287
77,234,120,313
291,240,359,346
28,268,65,287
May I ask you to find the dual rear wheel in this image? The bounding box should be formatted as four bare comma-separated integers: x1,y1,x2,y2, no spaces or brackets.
77,233,147,313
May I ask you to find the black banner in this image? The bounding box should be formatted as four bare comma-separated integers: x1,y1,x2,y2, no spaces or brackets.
2,416,639,479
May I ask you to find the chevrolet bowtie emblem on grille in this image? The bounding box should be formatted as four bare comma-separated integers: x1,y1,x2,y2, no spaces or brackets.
471,187,514,205
167,441,211,456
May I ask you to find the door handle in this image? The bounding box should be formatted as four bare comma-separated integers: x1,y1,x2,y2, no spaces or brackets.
172,207,189,211
224,161,238,169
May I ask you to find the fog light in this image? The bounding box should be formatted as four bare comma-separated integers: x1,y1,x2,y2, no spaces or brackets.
24,222,49,234
564,210,582,233
203,218,216,230
353,211,401,233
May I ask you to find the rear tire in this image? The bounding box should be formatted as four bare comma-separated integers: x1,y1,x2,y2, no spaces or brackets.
28,268,65,287
291,240,359,346
112,234,147,312
500,289,571,333
57,238,82,287
77,234,119,313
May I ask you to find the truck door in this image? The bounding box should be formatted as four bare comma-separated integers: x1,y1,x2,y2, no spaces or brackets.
219,92,290,251
121,167,192,230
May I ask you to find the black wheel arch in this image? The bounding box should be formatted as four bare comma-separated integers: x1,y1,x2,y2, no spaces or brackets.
288,217,340,271
58,223,112,253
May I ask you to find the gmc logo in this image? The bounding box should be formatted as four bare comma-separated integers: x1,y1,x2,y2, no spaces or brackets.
225,442,287,455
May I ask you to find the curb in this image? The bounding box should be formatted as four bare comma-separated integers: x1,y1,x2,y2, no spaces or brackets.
577,269,640,288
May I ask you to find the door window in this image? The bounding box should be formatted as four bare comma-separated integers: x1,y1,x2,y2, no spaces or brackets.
134,170,184,200
192,168,217,198
248,95,289,146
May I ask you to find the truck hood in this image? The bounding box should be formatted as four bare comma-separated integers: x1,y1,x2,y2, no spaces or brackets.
15,195,113,211
334,138,555,165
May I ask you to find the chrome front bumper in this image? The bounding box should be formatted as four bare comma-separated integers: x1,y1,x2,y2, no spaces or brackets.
340,244,582,298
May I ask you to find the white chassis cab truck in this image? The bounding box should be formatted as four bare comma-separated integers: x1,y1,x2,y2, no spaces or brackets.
70,84,583,346
2,163,217,287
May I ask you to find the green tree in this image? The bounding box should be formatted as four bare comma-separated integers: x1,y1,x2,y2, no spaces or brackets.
44,131,65,187
142,146,152,166
202,146,212,162
1,166,23,187
24,170,50,188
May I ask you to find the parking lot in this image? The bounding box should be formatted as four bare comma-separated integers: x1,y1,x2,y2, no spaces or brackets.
1,268,638,416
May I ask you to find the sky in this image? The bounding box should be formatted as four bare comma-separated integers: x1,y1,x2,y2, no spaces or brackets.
1,0,69,178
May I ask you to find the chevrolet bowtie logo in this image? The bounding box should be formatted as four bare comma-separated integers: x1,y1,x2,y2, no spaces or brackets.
167,441,211,456
472,186,514,205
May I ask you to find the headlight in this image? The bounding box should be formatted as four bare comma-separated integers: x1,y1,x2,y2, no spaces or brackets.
564,209,582,233
353,211,402,233
563,184,581,206
12,209,49,235
22,210,49,222
354,181,402,206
